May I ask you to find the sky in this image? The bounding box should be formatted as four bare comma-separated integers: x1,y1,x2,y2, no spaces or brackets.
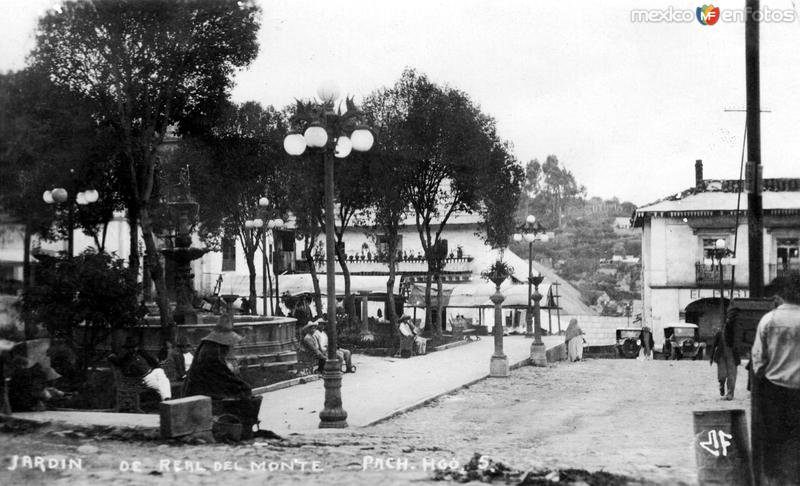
2,0,800,206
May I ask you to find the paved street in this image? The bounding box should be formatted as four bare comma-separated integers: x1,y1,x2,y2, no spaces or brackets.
1,354,749,486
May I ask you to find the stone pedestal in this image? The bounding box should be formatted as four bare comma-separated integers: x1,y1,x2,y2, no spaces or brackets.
490,354,510,377
530,341,547,367
489,286,509,378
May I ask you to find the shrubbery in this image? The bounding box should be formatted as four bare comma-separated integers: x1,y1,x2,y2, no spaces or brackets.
19,250,140,373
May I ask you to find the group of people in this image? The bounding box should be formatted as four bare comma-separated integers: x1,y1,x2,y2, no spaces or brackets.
110,314,262,437
300,317,355,373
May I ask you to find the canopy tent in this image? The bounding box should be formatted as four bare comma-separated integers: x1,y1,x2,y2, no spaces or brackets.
278,274,401,297
406,279,521,308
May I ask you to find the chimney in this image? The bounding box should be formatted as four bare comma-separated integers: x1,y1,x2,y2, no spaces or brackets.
695,159,703,189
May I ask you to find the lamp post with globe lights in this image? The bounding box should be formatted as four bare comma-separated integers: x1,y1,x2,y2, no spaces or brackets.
42,178,100,258
512,215,549,366
283,82,374,429
513,215,548,339
244,197,285,316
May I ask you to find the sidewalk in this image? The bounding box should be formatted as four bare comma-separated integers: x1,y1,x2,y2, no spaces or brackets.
12,335,563,436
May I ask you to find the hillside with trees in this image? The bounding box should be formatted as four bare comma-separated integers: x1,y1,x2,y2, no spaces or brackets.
509,158,641,315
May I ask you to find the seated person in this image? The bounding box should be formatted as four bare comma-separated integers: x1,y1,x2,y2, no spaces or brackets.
412,318,428,355
5,339,64,412
163,336,193,381
300,321,326,372
314,318,354,373
183,315,261,438
110,337,172,401
179,336,194,372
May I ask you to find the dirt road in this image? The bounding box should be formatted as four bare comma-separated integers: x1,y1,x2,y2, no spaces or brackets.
0,358,748,485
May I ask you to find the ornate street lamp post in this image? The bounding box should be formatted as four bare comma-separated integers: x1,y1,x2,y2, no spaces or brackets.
283,83,374,428
245,197,284,316
483,251,513,378
512,215,548,366
43,172,99,258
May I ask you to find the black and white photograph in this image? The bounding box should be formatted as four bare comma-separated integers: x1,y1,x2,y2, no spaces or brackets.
1,1,799,485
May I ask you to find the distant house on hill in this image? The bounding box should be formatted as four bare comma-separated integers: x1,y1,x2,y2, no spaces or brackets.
633,159,800,350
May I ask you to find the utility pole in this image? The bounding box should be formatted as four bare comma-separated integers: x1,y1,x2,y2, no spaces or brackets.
746,2,764,486
746,0,763,299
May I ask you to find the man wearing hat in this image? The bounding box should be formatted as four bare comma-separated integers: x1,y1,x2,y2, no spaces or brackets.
183,315,262,438
301,320,327,372
314,318,354,373
110,336,172,401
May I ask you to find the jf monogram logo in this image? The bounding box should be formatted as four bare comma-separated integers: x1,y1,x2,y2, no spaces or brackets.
699,429,733,457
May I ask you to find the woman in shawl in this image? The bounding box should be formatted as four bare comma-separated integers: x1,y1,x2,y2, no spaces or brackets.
183,315,262,438
565,318,586,362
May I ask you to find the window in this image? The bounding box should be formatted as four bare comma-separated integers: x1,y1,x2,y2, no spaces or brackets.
377,234,402,257
222,238,236,271
701,237,728,266
776,237,800,271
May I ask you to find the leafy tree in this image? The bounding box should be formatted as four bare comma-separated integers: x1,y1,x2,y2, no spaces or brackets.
479,142,525,250
523,156,586,228
282,155,325,317
333,152,375,334
32,0,261,332
0,68,121,294
173,101,288,315
19,250,140,374
363,69,502,336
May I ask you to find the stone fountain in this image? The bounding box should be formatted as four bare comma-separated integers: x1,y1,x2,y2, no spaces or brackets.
161,194,207,326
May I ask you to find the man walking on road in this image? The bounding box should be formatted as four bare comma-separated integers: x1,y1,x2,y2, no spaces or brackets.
751,273,800,486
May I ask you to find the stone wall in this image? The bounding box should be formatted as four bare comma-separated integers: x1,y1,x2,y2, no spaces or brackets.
559,315,633,346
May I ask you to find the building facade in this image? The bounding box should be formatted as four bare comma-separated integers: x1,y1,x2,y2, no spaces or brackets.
633,161,800,349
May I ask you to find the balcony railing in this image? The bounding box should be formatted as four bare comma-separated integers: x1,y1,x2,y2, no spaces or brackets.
768,262,800,281
695,262,734,287
309,255,474,274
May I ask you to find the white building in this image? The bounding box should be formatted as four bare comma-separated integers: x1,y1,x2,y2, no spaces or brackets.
633,161,800,349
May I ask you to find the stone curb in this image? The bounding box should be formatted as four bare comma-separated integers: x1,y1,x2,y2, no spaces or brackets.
361,353,535,428
252,374,321,395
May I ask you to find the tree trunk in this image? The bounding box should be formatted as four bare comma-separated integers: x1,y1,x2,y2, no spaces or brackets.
139,205,171,343
436,273,444,334
305,250,323,318
246,250,257,316
334,243,356,332
128,208,140,279
22,222,31,291
386,236,399,332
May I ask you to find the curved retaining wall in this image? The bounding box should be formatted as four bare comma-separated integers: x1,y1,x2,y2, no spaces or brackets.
86,314,298,369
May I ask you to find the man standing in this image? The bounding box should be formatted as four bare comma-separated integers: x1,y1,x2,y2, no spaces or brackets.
709,326,740,400
751,273,800,485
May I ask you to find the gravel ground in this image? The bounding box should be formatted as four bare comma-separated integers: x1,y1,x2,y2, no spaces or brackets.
0,358,749,485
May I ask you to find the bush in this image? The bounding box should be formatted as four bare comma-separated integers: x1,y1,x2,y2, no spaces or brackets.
19,250,140,373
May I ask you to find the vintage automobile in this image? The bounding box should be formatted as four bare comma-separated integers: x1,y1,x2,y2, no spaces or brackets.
662,323,705,360
615,327,643,359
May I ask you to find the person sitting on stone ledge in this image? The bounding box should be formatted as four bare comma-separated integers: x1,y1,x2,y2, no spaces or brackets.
314,317,355,373
110,336,172,401
163,336,193,381
300,321,326,372
183,315,262,438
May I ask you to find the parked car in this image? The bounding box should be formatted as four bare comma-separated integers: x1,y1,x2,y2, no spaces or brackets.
615,327,643,359
662,323,705,360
